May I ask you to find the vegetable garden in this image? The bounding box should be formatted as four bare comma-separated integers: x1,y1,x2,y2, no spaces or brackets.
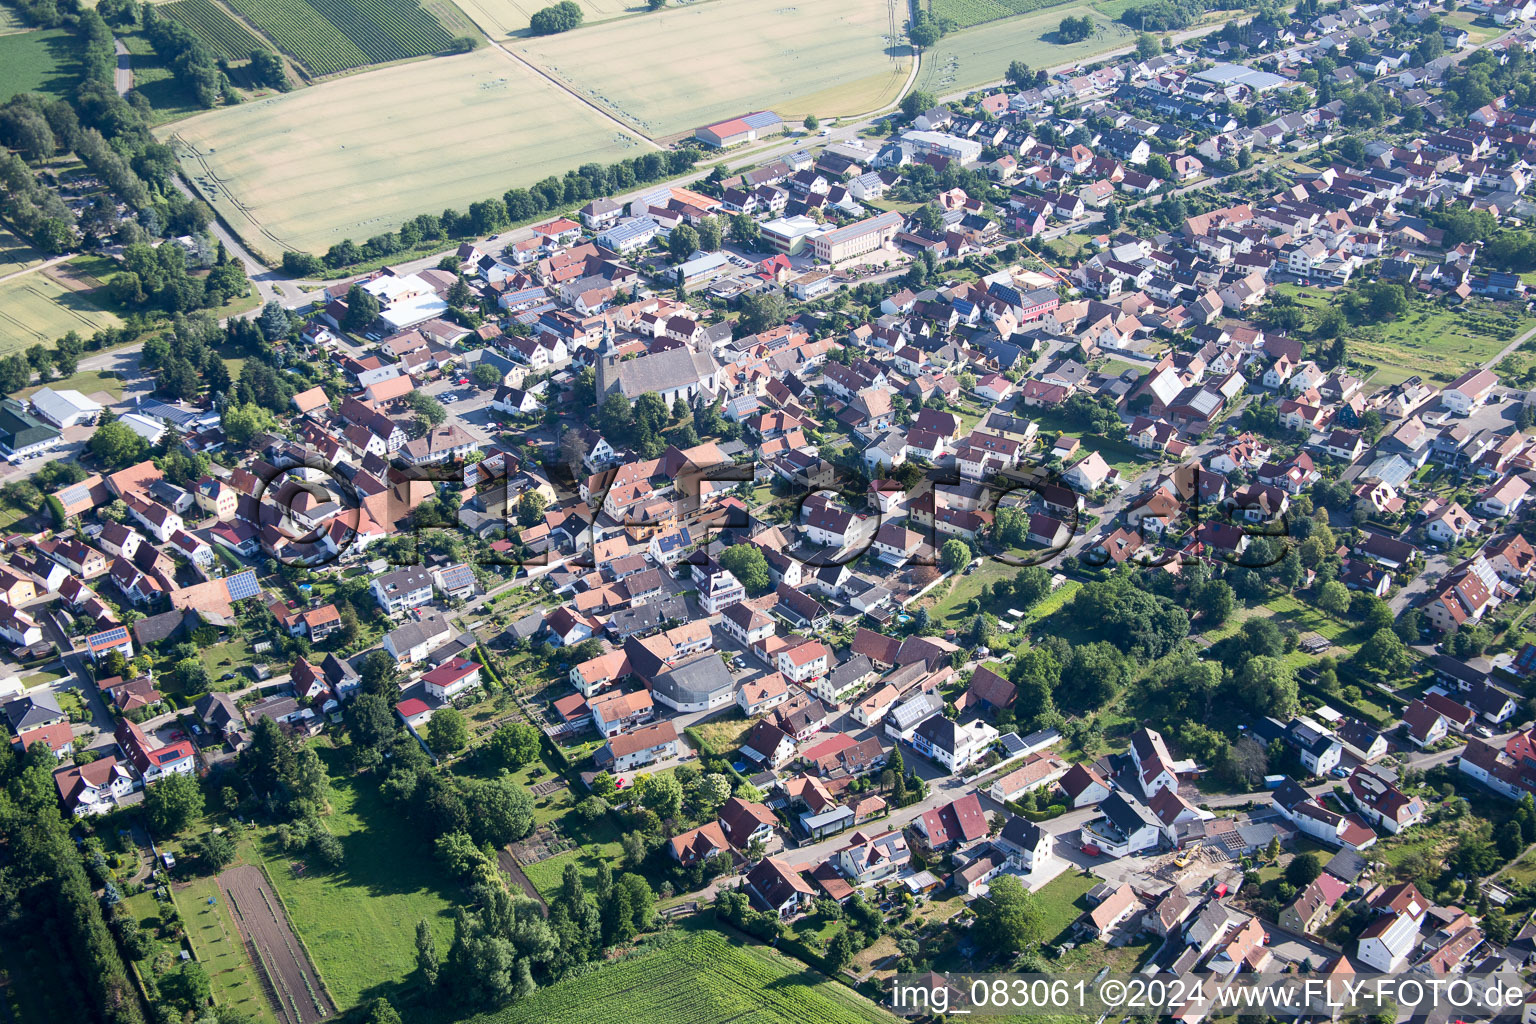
929,0,1080,29
221,0,454,75
477,929,896,1024
160,0,268,62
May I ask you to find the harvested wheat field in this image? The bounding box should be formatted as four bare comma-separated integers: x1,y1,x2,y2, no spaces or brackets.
455,0,642,38
162,46,649,255
516,0,912,136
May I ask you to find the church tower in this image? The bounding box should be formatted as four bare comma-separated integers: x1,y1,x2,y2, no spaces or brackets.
595,319,620,400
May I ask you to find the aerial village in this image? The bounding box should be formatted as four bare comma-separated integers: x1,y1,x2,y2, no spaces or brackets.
11,0,1536,1009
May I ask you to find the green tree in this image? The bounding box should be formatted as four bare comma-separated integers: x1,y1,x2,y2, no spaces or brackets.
407,391,446,428
1354,627,1413,680
1285,851,1322,887
342,283,380,332
483,722,540,769
473,362,502,389
427,708,470,754
363,997,405,1024
1317,580,1350,617
193,829,235,872
719,544,771,595
87,420,147,468
971,875,1042,952
940,538,971,574
1005,61,1032,87
145,772,204,835
803,114,819,131
516,490,547,528
416,919,439,988
668,223,700,262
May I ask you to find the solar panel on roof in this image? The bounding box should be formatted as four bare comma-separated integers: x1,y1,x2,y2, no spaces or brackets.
439,564,474,590
59,483,91,505
89,626,128,646
224,570,259,601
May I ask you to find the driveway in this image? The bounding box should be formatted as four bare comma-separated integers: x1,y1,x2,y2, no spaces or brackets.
35,606,118,752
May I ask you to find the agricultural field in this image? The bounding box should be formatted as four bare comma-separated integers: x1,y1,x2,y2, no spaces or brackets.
915,5,1131,94
0,225,46,278
930,0,1080,30
0,269,123,354
515,0,911,136
222,0,454,75
160,0,268,61
462,929,897,1024
252,757,457,1010
172,874,278,1024
0,28,80,103
453,0,641,37
161,46,648,254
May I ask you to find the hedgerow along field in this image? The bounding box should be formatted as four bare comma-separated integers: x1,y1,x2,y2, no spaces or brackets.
929,0,1080,29
514,0,912,136
159,0,268,61
162,45,648,254
461,929,898,1024
916,4,1130,94
221,0,454,75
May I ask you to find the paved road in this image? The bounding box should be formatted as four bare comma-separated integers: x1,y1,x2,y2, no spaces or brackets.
114,39,132,96
171,176,306,307
0,254,74,286
35,604,118,752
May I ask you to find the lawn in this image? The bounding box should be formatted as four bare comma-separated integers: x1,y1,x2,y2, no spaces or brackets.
450,927,897,1024
514,0,912,136
915,6,1136,95
162,46,650,255
518,815,626,900
1032,869,1098,944
173,872,277,1024
21,368,126,401
253,757,459,1011
690,709,756,755
20,667,64,687
119,29,218,124
0,268,123,353
0,28,80,103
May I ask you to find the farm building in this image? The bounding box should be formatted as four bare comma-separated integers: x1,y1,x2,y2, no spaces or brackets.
695,111,784,148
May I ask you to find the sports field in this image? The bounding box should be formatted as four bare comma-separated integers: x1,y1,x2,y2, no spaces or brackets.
515,0,911,136
455,0,641,37
162,46,649,254
0,270,123,353
463,929,897,1024
0,28,80,103
916,4,1131,93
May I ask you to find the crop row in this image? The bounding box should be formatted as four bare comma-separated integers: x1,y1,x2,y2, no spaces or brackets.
306,0,454,64
223,0,451,75
931,0,1081,28
482,932,891,1024
159,0,267,61
223,0,371,73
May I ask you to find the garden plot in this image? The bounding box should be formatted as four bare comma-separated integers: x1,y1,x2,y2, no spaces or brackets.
218,865,335,1024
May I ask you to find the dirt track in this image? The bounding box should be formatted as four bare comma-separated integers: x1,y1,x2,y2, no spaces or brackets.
218,864,335,1024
